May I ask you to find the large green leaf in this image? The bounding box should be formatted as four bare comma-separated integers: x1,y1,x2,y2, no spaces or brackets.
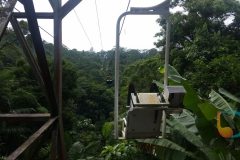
152,80,164,89
159,65,217,143
209,90,234,119
219,88,240,121
171,109,199,135
219,88,240,103
199,101,236,133
137,138,202,160
101,122,113,140
159,65,183,83
199,101,219,121
167,115,214,160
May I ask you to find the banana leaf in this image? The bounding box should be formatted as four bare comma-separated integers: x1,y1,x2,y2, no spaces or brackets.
160,65,218,143
137,138,202,160
219,88,240,123
209,90,234,119
167,115,214,160
198,101,219,121
171,109,199,135
219,88,240,103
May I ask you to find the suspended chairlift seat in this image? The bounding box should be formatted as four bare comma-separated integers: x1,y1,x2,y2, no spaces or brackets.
119,84,186,139
114,0,186,139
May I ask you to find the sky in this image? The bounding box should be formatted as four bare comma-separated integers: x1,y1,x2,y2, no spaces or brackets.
14,0,167,52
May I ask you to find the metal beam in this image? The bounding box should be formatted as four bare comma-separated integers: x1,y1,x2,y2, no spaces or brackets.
59,0,82,19
53,0,67,158
50,123,58,160
0,114,51,121
10,16,48,104
6,117,58,160
0,0,18,41
18,0,23,4
28,128,52,159
12,12,54,19
23,0,58,117
48,0,55,11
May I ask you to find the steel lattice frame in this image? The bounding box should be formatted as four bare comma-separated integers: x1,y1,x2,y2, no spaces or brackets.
0,0,82,159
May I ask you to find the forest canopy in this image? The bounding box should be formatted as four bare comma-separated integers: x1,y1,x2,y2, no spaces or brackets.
1,0,240,159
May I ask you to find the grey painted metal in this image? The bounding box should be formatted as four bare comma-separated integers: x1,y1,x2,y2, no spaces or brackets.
0,0,18,41
162,110,166,138
163,18,171,93
162,18,171,138
115,0,170,139
165,86,186,107
126,110,163,139
6,117,58,160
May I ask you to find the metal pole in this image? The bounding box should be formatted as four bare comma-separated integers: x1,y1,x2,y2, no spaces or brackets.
114,14,123,139
162,17,171,139
163,18,171,92
53,0,67,159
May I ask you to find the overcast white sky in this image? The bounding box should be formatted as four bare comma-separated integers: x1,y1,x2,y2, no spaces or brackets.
14,0,167,52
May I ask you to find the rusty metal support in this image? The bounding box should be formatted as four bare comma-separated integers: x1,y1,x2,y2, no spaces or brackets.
59,0,82,19
0,0,18,40
10,16,48,102
53,0,62,122
48,0,55,10
50,123,59,160
6,117,58,160
28,128,52,159
53,0,67,158
23,0,58,117
12,12,54,19
0,114,51,121
0,0,83,159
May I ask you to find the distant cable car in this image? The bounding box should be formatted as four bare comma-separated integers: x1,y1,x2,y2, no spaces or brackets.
106,74,113,85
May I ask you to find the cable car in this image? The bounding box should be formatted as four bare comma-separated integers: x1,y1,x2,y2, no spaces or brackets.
106,74,113,85
114,0,186,140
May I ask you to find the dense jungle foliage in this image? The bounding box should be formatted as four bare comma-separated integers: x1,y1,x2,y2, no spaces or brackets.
1,0,240,159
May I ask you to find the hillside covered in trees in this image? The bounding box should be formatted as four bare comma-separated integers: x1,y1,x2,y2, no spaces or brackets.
1,0,240,159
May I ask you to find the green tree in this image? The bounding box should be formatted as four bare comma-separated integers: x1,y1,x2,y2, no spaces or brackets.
155,0,240,98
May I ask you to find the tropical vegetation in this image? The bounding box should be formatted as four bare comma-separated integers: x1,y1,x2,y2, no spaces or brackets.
1,0,240,159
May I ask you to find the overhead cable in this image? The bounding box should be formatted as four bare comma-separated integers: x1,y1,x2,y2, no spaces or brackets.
14,7,70,49
94,0,103,50
73,9,94,48
119,0,131,35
